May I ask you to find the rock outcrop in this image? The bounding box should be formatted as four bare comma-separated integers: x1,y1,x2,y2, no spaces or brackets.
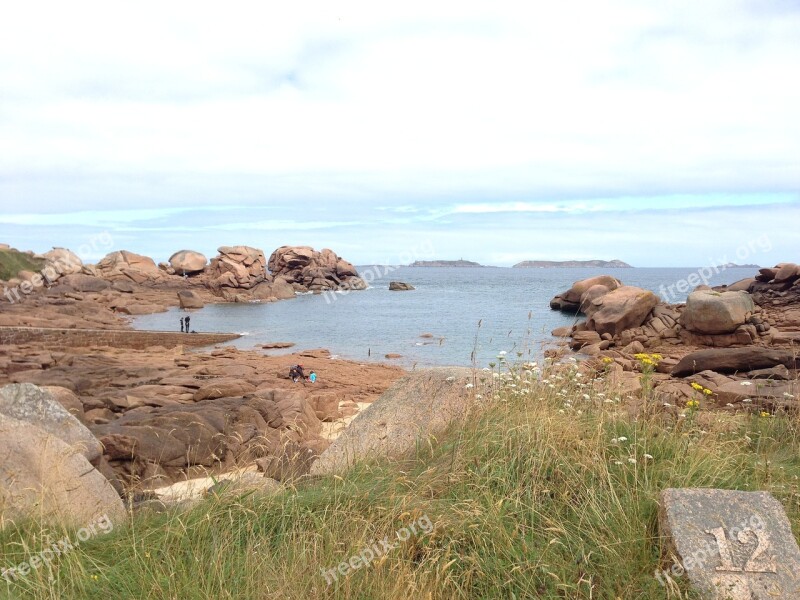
672,347,798,377
207,246,268,291
268,246,366,292
93,250,162,283
310,368,482,475
389,281,415,291
177,290,205,309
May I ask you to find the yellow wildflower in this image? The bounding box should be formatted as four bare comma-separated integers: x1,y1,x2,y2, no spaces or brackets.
690,382,703,391
760,411,771,418
686,399,700,409
702,388,713,396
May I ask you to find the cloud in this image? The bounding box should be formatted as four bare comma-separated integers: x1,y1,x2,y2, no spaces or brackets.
0,1,798,265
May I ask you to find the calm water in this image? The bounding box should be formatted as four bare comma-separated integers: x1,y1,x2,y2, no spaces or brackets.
133,267,755,367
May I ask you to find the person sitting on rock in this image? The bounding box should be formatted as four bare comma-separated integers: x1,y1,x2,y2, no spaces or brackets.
289,364,305,382
308,370,317,383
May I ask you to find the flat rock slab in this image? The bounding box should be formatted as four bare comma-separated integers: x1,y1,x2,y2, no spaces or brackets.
659,488,800,598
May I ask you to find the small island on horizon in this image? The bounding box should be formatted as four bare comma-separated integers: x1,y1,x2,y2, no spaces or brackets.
513,259,633,268
409,259,484,267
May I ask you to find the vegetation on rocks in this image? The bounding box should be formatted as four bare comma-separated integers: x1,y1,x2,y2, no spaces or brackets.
0,249,44,281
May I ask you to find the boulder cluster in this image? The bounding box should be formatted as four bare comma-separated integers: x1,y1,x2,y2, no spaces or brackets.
550,262,799,410
268,246,366,292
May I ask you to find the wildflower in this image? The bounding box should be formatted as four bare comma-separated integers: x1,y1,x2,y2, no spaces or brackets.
663,402,672,407
703,388,713,396
465,383,474,389
582,394,590,400
628,457,637,464
784,392,795,399
493,373,500,379
601,357,613,364
446,377,455,382
726,403,735,408
690,382,703,391
475,394,482,399
644,454,654,460
686,400,700,409
740,381,753,386
742,398,752,403
558,409,565,414
760,411,771,418
613,461,623,465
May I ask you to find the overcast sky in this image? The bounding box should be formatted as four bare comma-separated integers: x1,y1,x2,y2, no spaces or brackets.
1,1,798,266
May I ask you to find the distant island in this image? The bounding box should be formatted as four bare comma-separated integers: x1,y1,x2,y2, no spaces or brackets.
513,259,633,268
721,263,760,268
409,259,484,267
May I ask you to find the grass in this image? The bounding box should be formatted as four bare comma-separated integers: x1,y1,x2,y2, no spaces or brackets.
0,249,45,281
2,358,800,599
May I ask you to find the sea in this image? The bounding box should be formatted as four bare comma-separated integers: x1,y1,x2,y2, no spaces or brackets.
132,267,756,368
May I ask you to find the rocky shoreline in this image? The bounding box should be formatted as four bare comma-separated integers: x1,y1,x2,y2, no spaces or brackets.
1,243,798,529
548,263,800,410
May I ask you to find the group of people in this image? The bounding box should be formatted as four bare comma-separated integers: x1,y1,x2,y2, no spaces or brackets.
289,364,316,383
179,316,192,333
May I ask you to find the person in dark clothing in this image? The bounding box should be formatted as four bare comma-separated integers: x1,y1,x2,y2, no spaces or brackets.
185,316,190,332
289,364,305,382
180,318,184,333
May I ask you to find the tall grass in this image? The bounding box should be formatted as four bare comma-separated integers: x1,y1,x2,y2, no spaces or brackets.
3,358,800,599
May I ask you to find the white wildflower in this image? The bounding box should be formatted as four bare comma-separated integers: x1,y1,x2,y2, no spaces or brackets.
644,454,654,460
628,457,637,464
740,381,753,386
465,383,474,389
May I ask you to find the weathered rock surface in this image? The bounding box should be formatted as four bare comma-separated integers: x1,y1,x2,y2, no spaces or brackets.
0,413,126,528
207,246,268,291
0,383,102,464
177,290,204,309
389,281,415,291
672,347,798,377
95,250,161,283
169,250,208,275
310,368,481,475
268,246,365,292
681,290,755,335
659,488,800,599
585,286,659,337
550,275,622,313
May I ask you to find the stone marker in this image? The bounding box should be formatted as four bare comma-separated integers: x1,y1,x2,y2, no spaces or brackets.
659,488,800,598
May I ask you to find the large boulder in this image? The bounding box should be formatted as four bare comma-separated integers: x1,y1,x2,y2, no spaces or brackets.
268,246,363,292
310,368,481,475
95,250,161,282
0,413,126,528
584,286,659,337
672,347,798,377
680,290,755,334
773,262,800,283
177,290,205,309
389,281,415,291
207,246,268,290
0,383,102,464
169,250,208,275
550,275,622,313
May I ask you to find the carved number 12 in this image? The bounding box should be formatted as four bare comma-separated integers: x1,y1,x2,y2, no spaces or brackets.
705,527,777,574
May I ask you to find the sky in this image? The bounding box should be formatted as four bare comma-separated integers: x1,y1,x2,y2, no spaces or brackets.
1,1,798,267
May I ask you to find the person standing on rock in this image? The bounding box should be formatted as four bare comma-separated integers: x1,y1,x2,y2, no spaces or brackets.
180,318,184,333
185,315,190,332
